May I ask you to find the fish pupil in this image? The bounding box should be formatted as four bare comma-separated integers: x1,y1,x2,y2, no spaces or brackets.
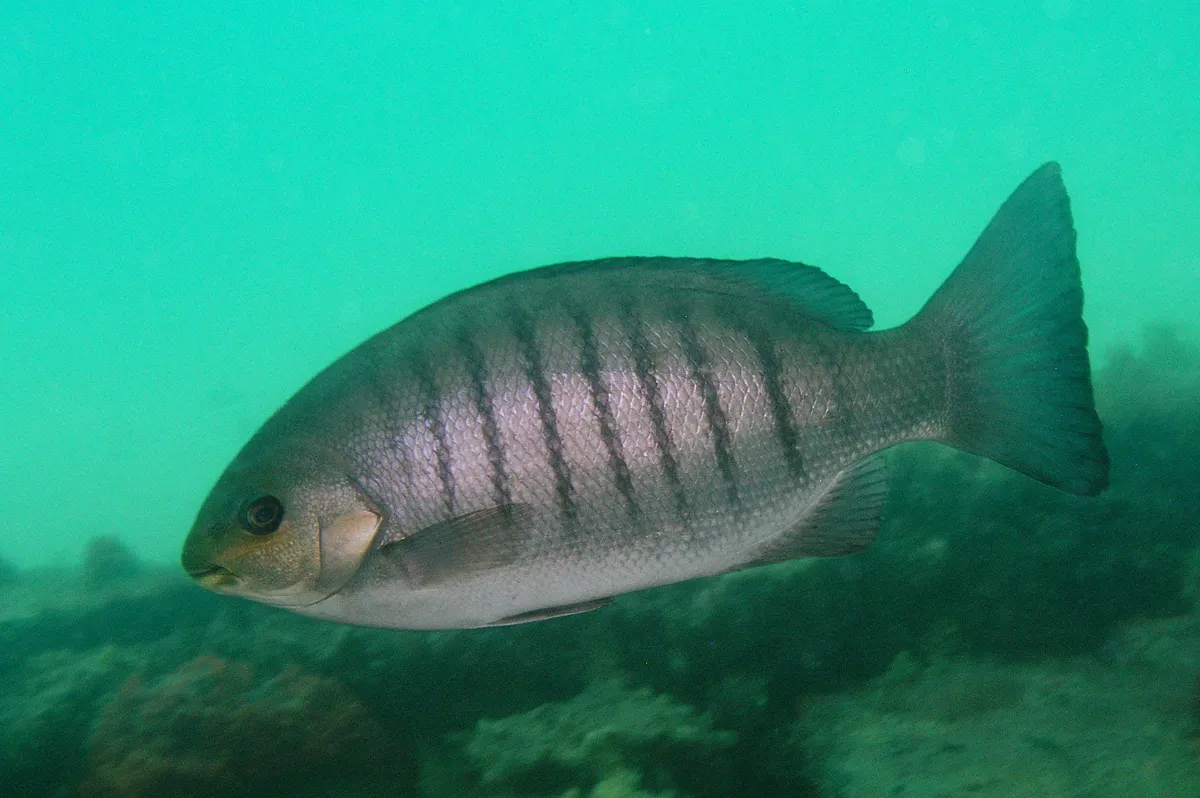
242,496,284,534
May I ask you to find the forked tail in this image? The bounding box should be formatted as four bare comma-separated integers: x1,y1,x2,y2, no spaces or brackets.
910,162,1109,496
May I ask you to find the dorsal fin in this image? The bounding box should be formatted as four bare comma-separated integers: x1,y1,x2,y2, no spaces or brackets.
417,257,874,332
699,258,873,331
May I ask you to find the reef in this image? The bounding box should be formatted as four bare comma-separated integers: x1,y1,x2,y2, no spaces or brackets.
0,553,15,587
797,629,1200,797
0,325,1198,797
81,535,142,588
428,678,736,797
79,655,399,798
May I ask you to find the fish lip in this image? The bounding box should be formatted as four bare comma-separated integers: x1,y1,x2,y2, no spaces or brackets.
186,565,231,579
187,565,242,590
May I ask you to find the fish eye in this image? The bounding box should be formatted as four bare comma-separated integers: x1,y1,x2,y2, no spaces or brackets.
241,495,284,535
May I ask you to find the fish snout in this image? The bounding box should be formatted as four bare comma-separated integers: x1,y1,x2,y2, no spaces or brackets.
181,540,242,591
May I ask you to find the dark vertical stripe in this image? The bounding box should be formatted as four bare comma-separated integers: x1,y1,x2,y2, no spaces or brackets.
458,329,512,512
622,299,687,522
509,305,576,525
410,349,455,516
677,305,741,512
810,331,850,436
727,307,806,481
568,304,640,520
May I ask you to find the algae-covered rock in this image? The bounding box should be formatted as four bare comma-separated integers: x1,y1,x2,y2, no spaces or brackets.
0,553,16,586
0,645,139,794
797,645,1200,797
78,655,402,798
81,535,141,588
457,678,735,797
584,768,679,798
703,673,770,736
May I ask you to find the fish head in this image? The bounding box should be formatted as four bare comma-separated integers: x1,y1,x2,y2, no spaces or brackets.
181,439,383,608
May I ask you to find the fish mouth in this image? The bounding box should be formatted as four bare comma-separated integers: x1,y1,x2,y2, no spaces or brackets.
186,564,241,589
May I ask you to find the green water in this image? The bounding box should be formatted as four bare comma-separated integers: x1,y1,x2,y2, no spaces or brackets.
1,0,1196,571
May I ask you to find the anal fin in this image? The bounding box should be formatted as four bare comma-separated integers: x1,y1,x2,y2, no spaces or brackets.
742,453,888,567
486,597,613,626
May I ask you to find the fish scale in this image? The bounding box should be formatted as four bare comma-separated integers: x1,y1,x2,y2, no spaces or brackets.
182,163,1109,629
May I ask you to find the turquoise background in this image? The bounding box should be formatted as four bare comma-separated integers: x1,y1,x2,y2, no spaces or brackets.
1,1,1196,567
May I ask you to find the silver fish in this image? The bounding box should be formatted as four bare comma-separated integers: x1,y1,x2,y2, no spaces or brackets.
181,163,1108,629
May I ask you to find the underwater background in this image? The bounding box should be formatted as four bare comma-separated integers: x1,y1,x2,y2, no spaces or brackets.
2,2,1198,796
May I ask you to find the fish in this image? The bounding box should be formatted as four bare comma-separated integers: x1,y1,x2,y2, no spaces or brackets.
181,162,1109,630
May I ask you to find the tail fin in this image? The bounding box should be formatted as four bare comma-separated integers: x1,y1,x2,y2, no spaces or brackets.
911,162,1109,496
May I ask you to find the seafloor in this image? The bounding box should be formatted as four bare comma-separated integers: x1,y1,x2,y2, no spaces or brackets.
2,326,1198,798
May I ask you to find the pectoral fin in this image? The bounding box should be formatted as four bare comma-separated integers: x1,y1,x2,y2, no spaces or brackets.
376,504,534,588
